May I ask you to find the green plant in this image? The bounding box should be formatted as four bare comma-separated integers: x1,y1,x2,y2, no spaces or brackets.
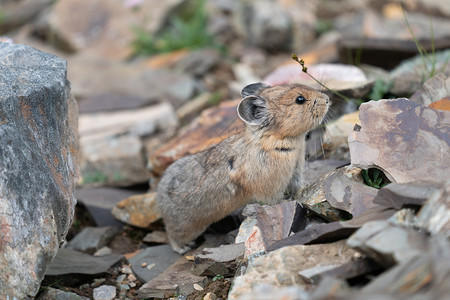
402,6,449,82
361,168,388,189
82,171,108,184
208,92,222,106
132,0,220,55
72,219,81,230
213,274,225,281
315,19,333,35
37,279,63,294
368,79,393,100
0,10,5,25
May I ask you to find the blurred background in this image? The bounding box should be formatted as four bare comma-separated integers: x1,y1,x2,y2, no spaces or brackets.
1,0,449,197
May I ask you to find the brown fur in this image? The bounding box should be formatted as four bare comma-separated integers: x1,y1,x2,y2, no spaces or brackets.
157,83,329,253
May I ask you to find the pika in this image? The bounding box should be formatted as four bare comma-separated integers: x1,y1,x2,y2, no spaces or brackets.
157,83,329,253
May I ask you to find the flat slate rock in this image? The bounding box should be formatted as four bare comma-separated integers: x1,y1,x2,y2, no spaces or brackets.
128,245,181,283
45,248,123,276
67,226,120,253
76,187,143,227
138,253,207,298
37,287,89,300
374,182,441,209
268,206,396,251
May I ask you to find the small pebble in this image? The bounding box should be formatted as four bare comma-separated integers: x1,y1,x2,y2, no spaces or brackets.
193,283,204,291
141,262,147,267
91,278,106,288
121,266,132,274
146,263,156,270
116,274,126,284
185,255,194,261
129,282,136,288
94,246,112,256
128,273,137,282
204,292,217,300
119,284,130,291
93,285,116,300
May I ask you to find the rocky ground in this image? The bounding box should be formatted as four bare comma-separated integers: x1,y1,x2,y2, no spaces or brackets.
0,0,449,299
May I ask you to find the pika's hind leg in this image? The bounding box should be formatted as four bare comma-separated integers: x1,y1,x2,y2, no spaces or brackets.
167,235,196,254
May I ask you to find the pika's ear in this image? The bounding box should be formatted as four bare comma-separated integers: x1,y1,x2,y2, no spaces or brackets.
237,95,269,126
241,83,270,98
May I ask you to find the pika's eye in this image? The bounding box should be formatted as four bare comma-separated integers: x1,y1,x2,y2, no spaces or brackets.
295,95,307,105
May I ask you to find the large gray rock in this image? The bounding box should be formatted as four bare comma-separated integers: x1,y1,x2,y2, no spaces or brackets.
0,43,79,298
409,73,450,106
347,220,429,268
389,49,450,96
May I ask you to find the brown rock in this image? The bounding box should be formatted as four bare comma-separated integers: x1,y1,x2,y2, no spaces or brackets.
149,99,243,176
48,0,136,59
349,98,450,184
112,193,161,228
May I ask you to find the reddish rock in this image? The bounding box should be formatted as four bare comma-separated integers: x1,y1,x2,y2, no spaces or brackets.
149,99,243,176
240,202,306,257
429,98,450,111
112,193,161,229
